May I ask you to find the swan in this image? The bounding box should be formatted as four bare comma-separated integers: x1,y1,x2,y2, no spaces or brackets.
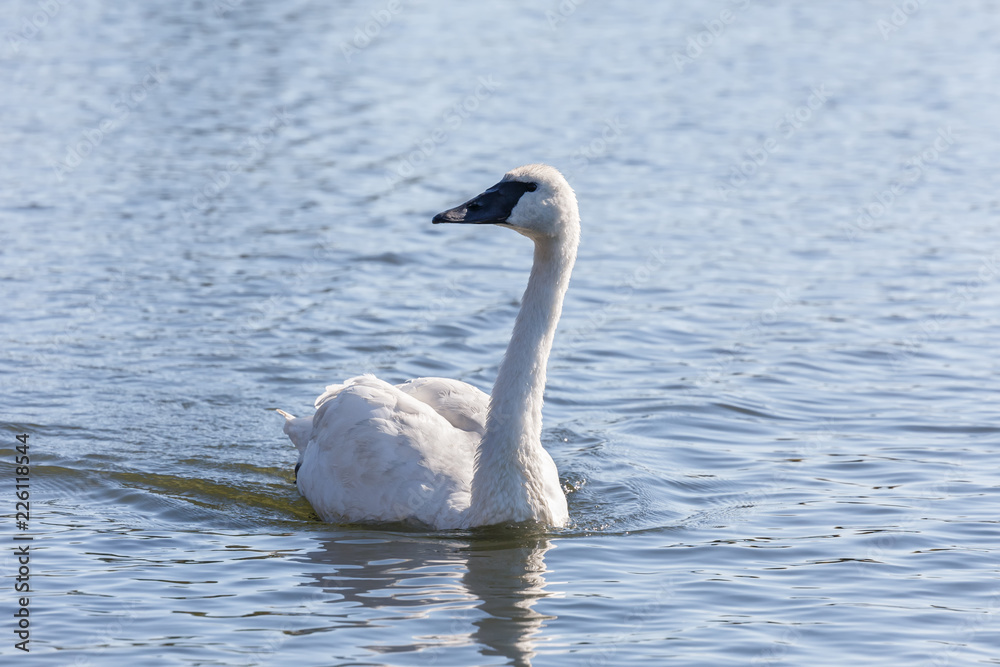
279,164,579,530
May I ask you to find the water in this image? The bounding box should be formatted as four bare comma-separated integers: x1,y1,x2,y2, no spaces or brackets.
3,0,999,664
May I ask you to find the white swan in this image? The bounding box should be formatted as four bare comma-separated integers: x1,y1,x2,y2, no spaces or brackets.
279,164,579,530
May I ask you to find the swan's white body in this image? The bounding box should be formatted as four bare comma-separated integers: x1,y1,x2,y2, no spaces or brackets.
281,164,579,530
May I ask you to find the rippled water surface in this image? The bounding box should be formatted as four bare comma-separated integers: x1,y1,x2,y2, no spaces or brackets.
3,1,1000,664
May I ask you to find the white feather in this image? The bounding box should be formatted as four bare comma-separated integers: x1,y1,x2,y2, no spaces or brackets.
281,164,579,529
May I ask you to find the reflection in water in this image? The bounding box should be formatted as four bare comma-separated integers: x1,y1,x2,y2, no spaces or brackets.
462,537,554,666
297,532,554,666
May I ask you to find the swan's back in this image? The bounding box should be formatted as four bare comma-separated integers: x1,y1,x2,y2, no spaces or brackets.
396,377,488,435
290,375,488,528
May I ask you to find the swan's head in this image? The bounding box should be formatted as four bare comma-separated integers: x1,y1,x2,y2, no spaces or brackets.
433,164,580,242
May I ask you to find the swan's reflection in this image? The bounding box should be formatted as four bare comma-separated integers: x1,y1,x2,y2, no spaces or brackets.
461,536,554,666
296,531,554,666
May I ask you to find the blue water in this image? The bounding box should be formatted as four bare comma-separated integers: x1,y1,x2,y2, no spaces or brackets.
3,1,1000,664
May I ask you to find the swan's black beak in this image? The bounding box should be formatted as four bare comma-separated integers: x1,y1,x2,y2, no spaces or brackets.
432,180,537,225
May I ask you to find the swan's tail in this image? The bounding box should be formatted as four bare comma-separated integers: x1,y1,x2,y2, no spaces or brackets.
277,409,312,453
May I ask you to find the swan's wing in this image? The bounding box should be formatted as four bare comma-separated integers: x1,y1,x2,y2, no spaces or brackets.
313,381,348,409
294,375,477,528
395,377,489,436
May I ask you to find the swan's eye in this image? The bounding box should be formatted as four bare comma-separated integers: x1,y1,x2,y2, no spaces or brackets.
526,183,538,192
468,201,481,211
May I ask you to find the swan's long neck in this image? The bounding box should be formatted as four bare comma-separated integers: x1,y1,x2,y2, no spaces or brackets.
469,226,578,524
